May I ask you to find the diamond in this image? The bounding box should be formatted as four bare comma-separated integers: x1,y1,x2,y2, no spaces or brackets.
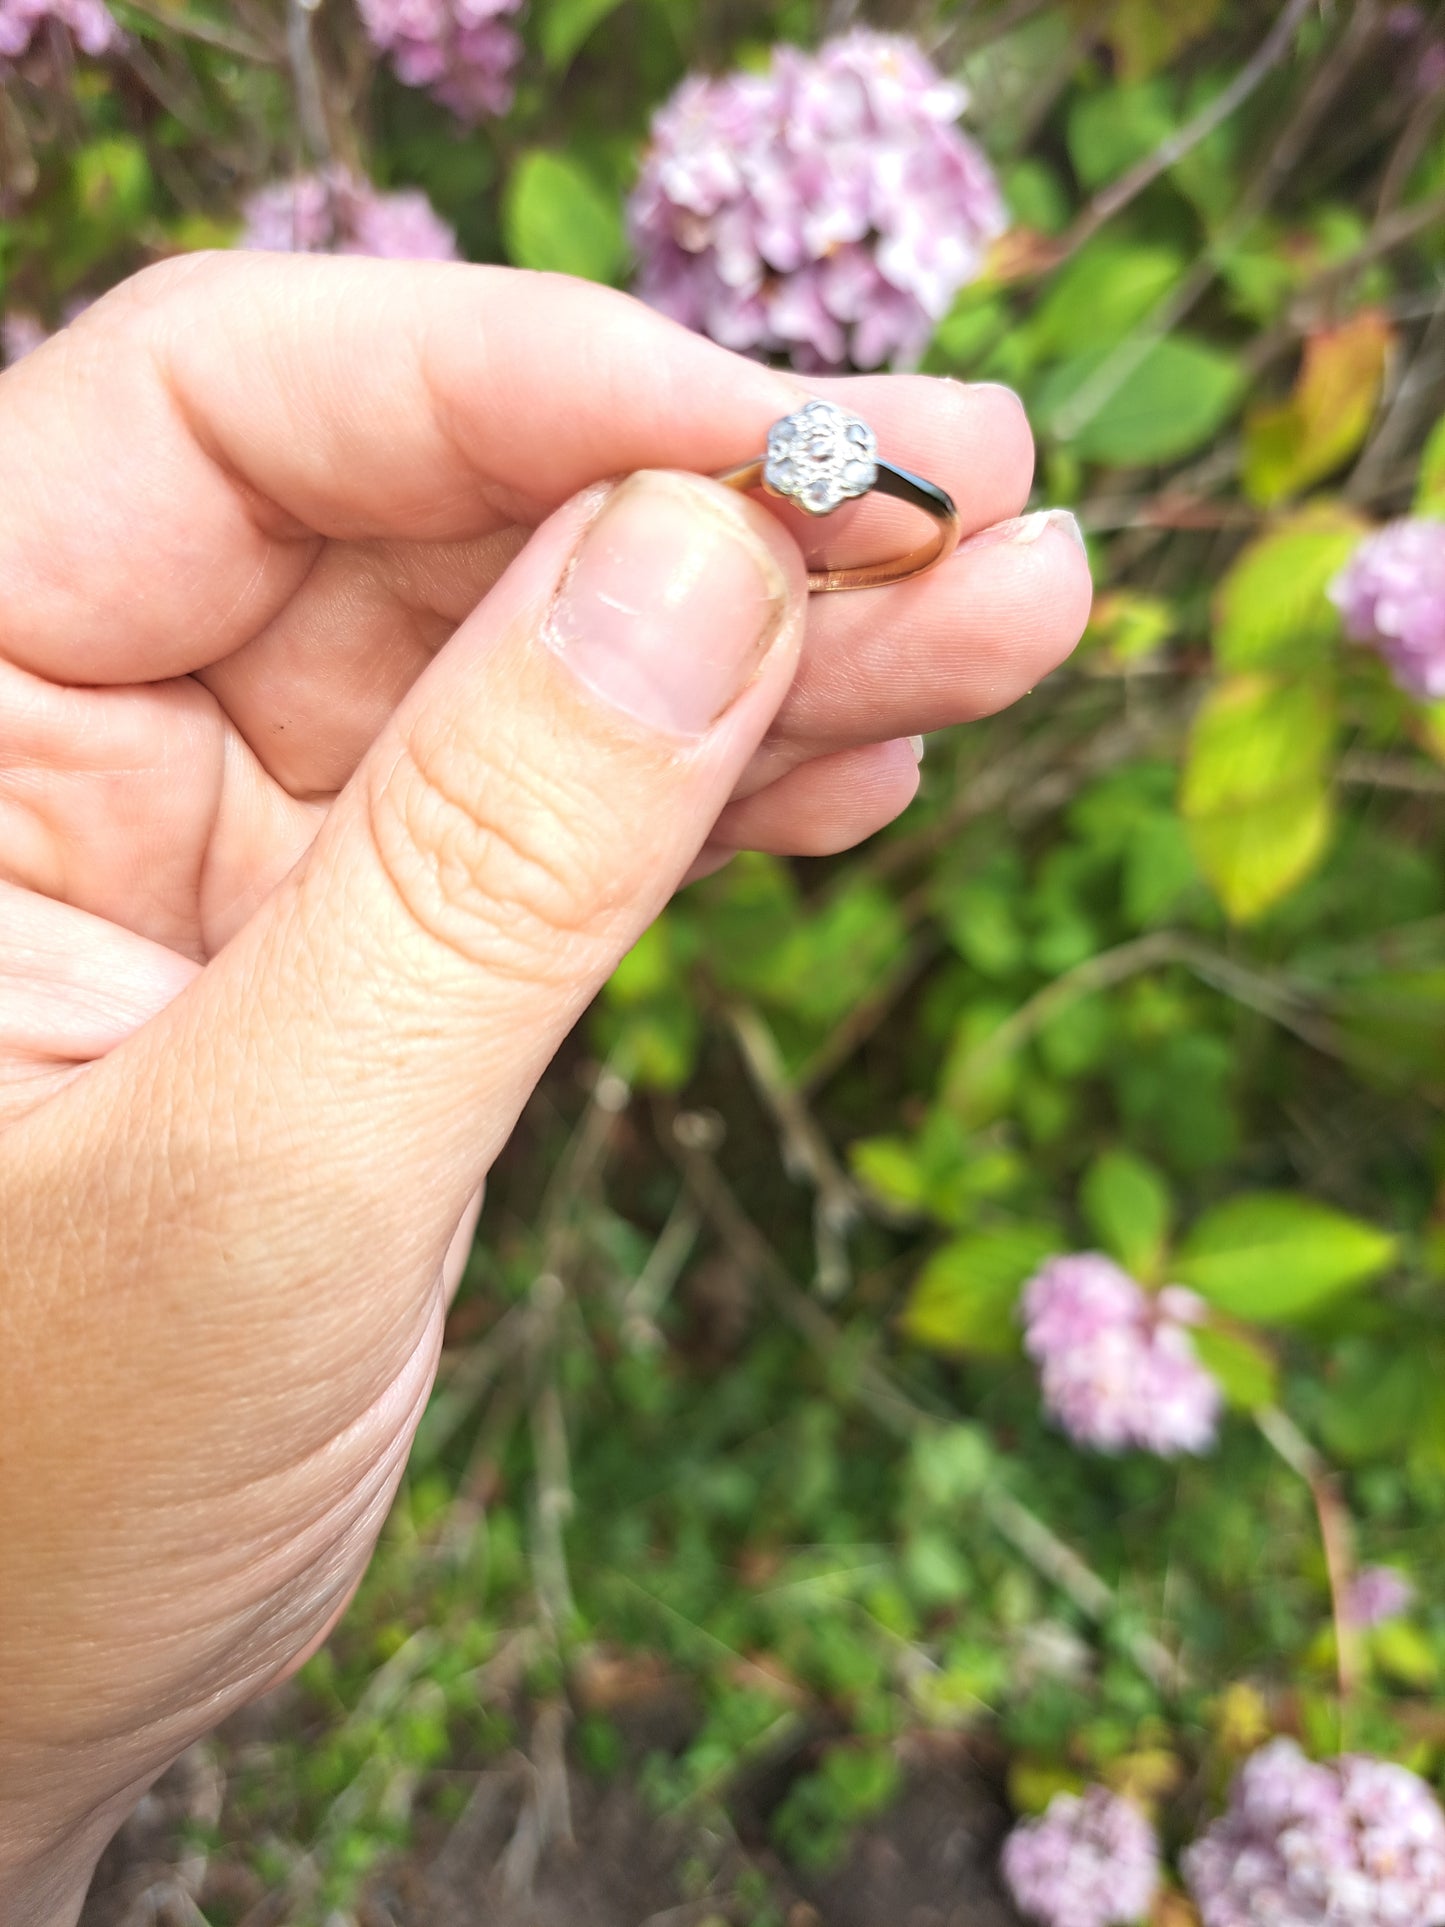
760,399,877,516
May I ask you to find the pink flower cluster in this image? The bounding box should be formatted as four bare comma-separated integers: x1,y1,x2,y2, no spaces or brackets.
237,167,458,260
1347,1563,1415,1630
1020,1254,1222,1457
357,0,523,120
0,0,116,60
1001,1786,1160,1927
1184,1738,1445,1926
1330,517,1445,699
628,29,1006,372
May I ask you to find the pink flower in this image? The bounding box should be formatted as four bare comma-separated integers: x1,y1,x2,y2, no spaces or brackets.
357,0,523,120
1185,1738,1445,1926
1001,1786,1160,1927
237,168,458,260
629,29,1006,372
1330,518,1445,699
1347,1564,1415,1630
1020,1254,1221,1457
0,0,117,60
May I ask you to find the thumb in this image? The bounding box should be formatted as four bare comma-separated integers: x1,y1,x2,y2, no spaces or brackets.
24,469,804,1417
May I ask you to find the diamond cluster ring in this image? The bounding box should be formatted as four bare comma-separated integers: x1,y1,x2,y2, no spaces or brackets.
713,398,960,593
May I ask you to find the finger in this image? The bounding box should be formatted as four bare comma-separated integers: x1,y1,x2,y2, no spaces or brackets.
741,512,1094,789
11,475,806,1704
711,737,922,857
0,255,1028,690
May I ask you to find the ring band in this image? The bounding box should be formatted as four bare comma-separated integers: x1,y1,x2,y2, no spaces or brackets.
713,398,960,593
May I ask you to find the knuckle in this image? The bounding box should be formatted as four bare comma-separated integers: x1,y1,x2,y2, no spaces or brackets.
363,720,625,983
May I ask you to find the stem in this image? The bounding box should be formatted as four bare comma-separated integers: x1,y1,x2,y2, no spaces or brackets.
1256,1406,1361,1726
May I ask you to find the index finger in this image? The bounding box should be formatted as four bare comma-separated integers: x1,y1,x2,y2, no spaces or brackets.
0,253,1031,684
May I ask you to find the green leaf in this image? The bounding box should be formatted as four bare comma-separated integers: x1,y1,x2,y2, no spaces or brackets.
538,0,631,67
1416,414,1445,515
1243,313,1394,507
1079,1149,1173,1279
1190,1325,1279,1410
900,1225,1060,1357
1173,1193,1397,1321
502,150,625,282
1037,335,1245,465
1067,81,1176,190
1180,673,1336,922
850,1136,928,1216
1213,504,1368,672
1025,242,1185,359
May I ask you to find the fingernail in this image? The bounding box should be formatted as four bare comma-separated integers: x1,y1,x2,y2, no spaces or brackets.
908,734,926,763
547,471,789,736
955,508,1086,557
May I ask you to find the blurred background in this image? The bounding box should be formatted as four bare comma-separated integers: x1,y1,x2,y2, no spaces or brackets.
6,1,1445,1922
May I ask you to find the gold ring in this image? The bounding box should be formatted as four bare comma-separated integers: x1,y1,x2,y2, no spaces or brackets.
713,398,960,594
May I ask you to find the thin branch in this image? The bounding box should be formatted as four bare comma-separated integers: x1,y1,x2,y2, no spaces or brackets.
725,1001,860,1298
1256,1406,1361,1723
1340,750,1445,795
286,0,331,164
1054,0,1318,267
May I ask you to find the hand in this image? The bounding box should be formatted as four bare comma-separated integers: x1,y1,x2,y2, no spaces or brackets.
0,253,1090,1924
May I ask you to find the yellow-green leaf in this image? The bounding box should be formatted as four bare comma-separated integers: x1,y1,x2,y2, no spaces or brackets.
1370,1619,1438,1690
1174,1193,1398,1321
1191,1325,1279,1410
1243,312,1394,507
1213,504,1368,672
1180,674,1337,921
901,1225,1060,1357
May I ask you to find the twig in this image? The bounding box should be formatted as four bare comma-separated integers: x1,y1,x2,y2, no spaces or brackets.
665,1115,1185,1695
1348,277,1445,504
955,929,1359,1087
1054,0,1319,267
286,0,331,165
1255,1407,1361,1722
1339,750,1445,795
725,1001,860,1298
619,1194,701,1351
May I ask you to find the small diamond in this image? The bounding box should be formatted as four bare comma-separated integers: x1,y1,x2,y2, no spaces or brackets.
760,399,877,516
